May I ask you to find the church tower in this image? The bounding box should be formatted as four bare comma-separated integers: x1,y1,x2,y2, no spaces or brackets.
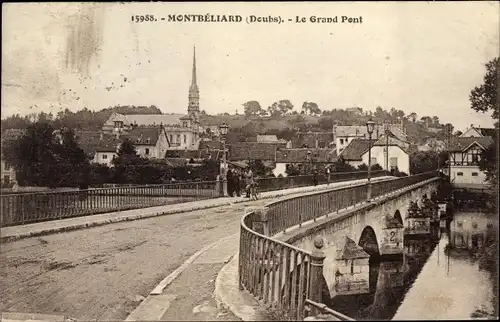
188,46,200,121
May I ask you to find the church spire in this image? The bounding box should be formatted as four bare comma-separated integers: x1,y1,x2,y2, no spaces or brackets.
191,46,197,88
188,45,200,121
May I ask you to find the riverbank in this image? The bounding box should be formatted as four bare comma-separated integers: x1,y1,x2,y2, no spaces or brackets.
475,227,498,319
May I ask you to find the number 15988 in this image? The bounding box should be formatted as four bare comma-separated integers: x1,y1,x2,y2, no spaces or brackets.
131,15,156,22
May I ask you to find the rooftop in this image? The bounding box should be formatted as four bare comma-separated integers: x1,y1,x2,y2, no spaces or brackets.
339,139,374,161
449,136,494,152
111,113,186,127
275,148,337,163
229,142,286,161
337,236,370,260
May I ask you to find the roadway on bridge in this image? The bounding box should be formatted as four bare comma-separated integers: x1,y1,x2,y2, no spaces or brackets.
0,199,266,321
0,178,389,321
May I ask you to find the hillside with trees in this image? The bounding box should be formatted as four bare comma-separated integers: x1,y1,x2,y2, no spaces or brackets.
1,105,161,132
2,100,453,146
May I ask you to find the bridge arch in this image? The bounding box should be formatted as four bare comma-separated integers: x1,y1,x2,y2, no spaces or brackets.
358,226,380,257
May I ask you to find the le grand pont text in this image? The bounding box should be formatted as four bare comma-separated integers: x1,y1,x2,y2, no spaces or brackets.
130,14,364,24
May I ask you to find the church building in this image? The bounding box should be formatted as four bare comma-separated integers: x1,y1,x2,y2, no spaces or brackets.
101,46,204,152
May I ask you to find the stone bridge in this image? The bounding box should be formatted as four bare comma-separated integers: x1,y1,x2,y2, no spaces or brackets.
274,176,441,299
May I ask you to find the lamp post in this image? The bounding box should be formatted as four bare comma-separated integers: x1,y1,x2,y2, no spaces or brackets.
219,122,229,196
384,121,390,172
366,118,375,201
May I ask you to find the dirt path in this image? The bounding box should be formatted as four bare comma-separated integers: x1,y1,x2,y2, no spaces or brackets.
0,199,269,321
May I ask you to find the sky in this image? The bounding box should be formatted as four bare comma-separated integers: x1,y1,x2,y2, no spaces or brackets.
2,2,499,131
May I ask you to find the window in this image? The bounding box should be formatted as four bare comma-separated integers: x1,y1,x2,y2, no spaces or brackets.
350,260,354,274
472,172,478,176
102,154,108,159
457,172,463,176
183,122,188,127
113,121,123,128
340,138,344,144
390,157,398,170
183,134,187,144
3,175,10,184
4,162,11,171
177,135,181,143
145,148,150,155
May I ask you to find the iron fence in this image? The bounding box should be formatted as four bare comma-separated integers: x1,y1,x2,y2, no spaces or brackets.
0,181,219,227
0,171,388,228
239,211,313,321
255,170,387,193
239,171,439,320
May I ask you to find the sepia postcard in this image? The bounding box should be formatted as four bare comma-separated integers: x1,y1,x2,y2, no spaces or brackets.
1,1,499,322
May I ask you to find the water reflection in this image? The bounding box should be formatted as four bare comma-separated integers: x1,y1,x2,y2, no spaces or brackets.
328,211,496,320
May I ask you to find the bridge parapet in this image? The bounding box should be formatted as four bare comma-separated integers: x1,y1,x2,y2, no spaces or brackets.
0,170,387,228
238,171,440,320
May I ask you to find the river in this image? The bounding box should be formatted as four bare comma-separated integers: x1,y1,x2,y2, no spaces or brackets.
329,211,497,320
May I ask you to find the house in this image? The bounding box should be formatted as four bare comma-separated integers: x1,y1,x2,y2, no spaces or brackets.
333,124,407,155
337,139,376,169
1,129,24,185
274,148,337,177
417,138,447,152
228,142,286,161
292,131,334,149
363,132,414,174
101,47,204,152
334,236,370,296
339,130,414,174
447,136,494,188
75,126,170,166
256,134,287,144
460,124,497,138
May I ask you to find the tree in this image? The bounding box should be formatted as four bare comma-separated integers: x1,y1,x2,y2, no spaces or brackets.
331,157,356,173
285,164,301,176
431,116,440,127
248,159,268,177
408,112,417,123
479,141,498,189
111,138,144,184
357,163,383,171
302,102,321,116
268,100,294,117
420,116,432,127
52,128,89,188
242,101,262,117
409,151,447,174
470,57,499,190
318,117,334,131
2,122,58,187
470,57,499,127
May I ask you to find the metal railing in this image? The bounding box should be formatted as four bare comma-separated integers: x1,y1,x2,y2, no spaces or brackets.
238,172,439,320
0,171,387,228
240,211,313,321
255,170,387,193
0,180,219,227
304,299,355,321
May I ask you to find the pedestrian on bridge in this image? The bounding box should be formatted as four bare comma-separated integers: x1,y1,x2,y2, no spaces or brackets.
227,169,234,197
234,170,242,197
245,169,254,198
